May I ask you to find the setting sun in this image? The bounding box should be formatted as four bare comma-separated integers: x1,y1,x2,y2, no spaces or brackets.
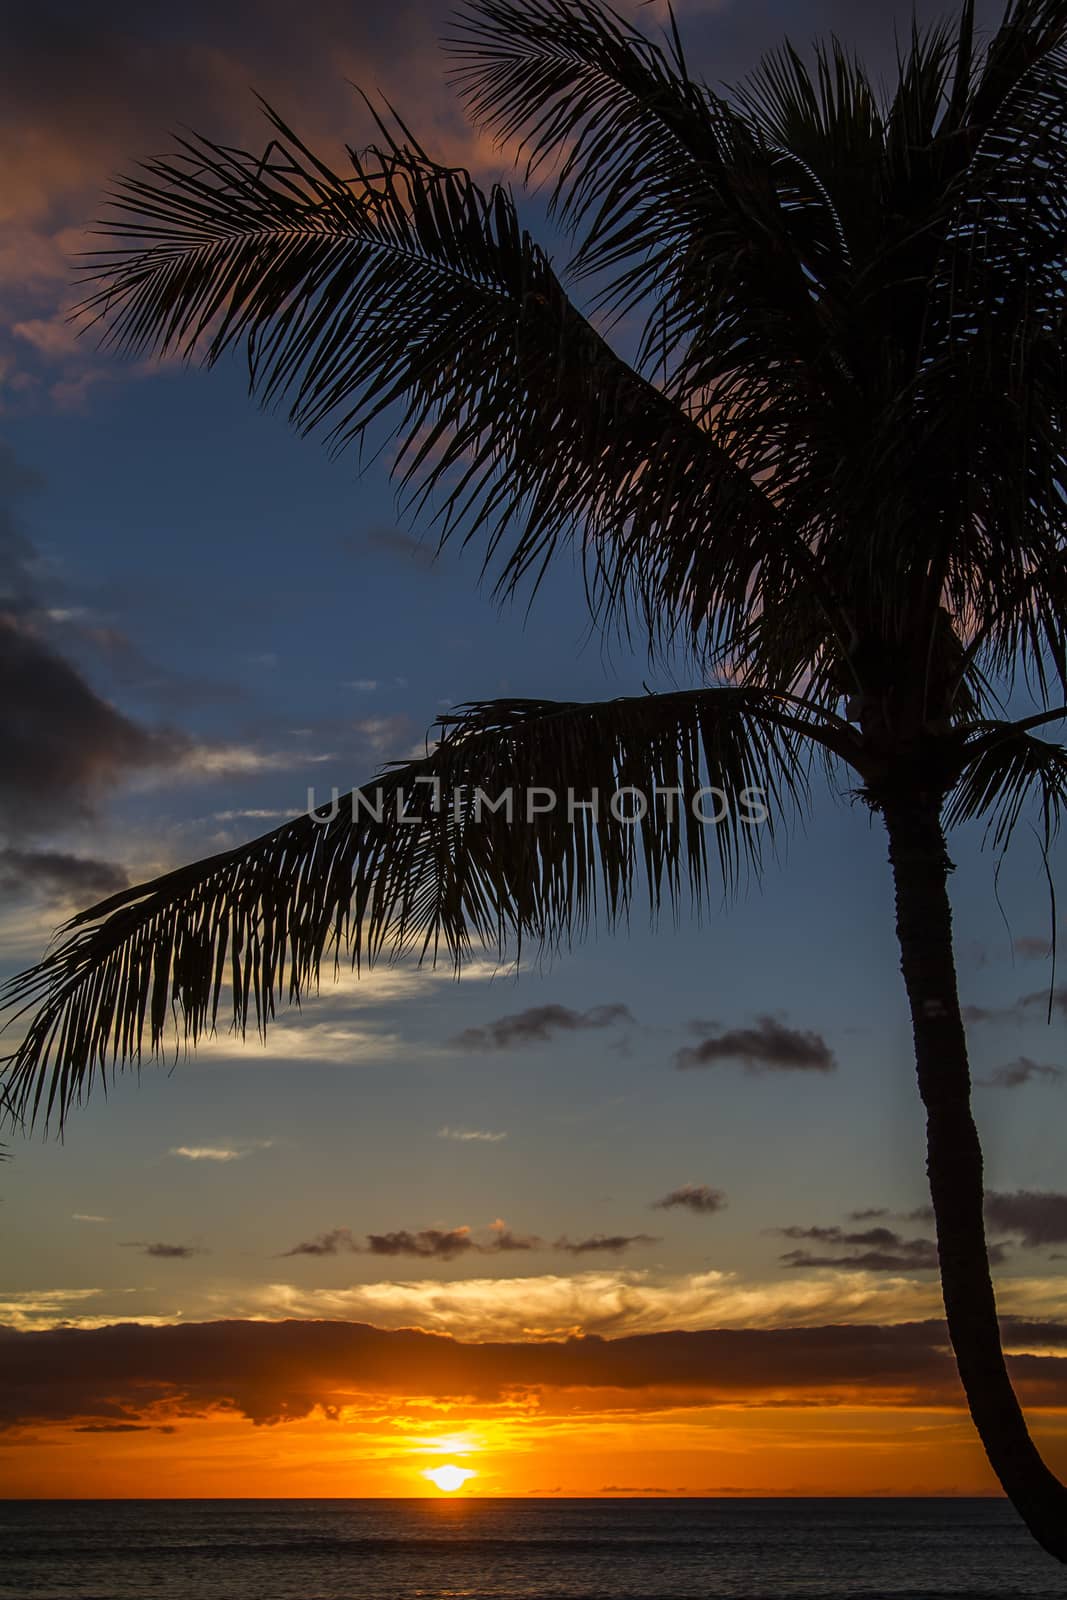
424,1465,476,1493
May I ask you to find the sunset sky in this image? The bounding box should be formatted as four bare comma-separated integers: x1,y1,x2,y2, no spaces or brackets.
1,0,1065,1499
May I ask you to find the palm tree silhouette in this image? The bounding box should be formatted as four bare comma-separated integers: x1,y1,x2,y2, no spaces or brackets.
3,0,1067,1557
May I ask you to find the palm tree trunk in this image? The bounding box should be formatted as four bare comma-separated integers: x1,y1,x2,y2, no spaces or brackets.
884,793,1067,1562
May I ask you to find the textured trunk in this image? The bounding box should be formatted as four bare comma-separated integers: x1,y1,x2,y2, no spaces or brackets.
884,793,1067,1562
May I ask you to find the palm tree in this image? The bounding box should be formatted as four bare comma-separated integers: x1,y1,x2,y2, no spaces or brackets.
3,0,1067,1555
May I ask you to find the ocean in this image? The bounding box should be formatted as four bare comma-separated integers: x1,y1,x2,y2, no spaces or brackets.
0,1498,1063,1600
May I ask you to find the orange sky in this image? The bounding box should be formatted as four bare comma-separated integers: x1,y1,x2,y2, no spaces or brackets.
2,1315,1066,1498
5,1397,1067,1500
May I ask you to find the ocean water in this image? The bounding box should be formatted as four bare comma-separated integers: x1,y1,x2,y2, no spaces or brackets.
0,1498,1063,1600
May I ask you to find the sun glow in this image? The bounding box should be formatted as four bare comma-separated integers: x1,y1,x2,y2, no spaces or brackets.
424,1463,476,1493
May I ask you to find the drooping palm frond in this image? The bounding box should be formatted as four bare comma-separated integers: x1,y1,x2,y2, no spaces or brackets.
448,0,714,241
79,107,802,660
914,20,1067,687
947,718,1067,850
0,1084,14,1155
0,689,850,1130
447,0,855,424
968,0,1067,129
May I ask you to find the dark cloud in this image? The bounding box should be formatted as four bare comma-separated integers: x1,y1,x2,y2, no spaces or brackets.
653,1184,728,1216
73,1422,177,1435
1015,936,1053,961
366,1223,555,1257
365,1227,477,1260
1018,986,1067,1021
781,1246,942,1273
0,0,1017,410
2,1314,1066,1432
119,1242,204,1260
485,1223,544,1253
280,1228,359,1258
0,846,128,904
675,1016,836,1073
985,1191,1067,1249
553,1234,659,1255
0,450,187,834
847,1208,890,1222
980,1057,1064,1089
963,986,1067,1025
281,1221,548,1259
0,614,181,833
776,1225,952,1274
453,1003,633,1051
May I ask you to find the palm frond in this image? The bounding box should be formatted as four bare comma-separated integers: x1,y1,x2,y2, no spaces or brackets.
79,106,791,658
884,18,957,159
447,0,715,241
947,719,1067,851
0,1083,15,1158
968,0,1067,130
447,0,853,412
738,38,882,194
913,25,1067,702
0,689,847,1129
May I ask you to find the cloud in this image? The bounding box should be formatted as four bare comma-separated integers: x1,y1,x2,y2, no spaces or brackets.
979,1057,1064,1089
350,715,420,761
170,1146,242,1163
243,1268,954,1340
0,846,128,904
365,1227,478,1260
986,1192,1067,1249
190,1018,405,1066
278,1220,655,1260
554,1234,659,1255
963,986,1067,1026
169,1140,274,1162
0,450,187,832
675,1016,836,1073
3,1313,1067,1433
0,0,500,402
280,1220,543,1260
176,957,504,1068
453,1003,633,1051
436,1126,508,1143
0,610,185,836
72,1214,109,1224
73,1421,177,1435
775,1225,952,1274
485,1221,545,1253
601,1485,682,1495
961,1002,1011,1024
0,0,1011,414
653,1184,727,1215
360,526,439,571
280,1228,359,1258
19,1260,1067,1342
365,1222,552,1258
151,740,334,784
119,1242,205,1260
1015,936,1053,960
1018,986,1067,1021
